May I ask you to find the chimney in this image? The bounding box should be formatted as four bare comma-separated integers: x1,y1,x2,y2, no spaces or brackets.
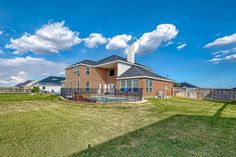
127,45,135,63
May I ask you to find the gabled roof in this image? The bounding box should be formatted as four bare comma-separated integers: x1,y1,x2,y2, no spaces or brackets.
37,76,65,86
95,55,149,68
118,66,173,82
66,55,151,70
96,55,128,64
69,59,97,67
15,80,36,87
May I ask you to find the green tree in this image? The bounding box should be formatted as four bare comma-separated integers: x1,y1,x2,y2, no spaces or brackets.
31,86,40,93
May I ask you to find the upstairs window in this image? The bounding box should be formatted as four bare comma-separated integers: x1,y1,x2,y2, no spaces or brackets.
73,67,80,76
73,67,76,75
109,69,115,76
86,66,90,75
76,67,80,76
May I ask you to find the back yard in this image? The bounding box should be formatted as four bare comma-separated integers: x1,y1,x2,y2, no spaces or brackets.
0,94,236,157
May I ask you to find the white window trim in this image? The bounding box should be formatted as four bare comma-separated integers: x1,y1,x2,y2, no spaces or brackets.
132,79,139,88
120,80,126,88
86,66,90,75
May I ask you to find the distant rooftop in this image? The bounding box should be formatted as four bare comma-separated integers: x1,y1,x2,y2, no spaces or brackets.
178,82,198,88
37,76,65,86
15,80,36,87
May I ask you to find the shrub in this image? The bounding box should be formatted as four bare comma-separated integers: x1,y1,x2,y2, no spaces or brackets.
31,86,40,93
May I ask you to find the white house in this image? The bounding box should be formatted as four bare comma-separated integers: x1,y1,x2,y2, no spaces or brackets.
36,76,65,94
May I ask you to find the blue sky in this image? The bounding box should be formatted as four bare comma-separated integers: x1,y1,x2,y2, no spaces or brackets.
0,0,236,88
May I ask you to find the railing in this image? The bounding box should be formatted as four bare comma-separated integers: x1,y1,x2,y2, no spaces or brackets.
61,88,143,102
0,87,31,93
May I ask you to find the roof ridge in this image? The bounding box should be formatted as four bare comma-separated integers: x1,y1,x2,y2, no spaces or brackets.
67,54,152,70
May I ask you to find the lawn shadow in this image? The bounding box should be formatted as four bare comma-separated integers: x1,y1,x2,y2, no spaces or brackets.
213,103,228,118
66,114,236,157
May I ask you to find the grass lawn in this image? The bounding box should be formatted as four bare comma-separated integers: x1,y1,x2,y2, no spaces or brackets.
0,94,236,157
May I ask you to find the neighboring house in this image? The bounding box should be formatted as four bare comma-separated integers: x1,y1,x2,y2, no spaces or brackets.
15,80,37,89
65,52,174,97
60,80,66,88
178,82,198,88
36,76,65,94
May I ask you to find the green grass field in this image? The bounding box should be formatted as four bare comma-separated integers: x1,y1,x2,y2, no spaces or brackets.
0,94,236,157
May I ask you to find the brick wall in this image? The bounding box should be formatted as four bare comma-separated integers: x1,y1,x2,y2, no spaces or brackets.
116,78,173,97
143,79,173,97
65,64,173,97
65,65,117,89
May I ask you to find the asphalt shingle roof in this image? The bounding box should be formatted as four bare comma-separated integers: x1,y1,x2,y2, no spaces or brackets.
118,66,172,81
70,59,97,67
37,76,65,86
67,55,151,69
179,82,198,88
96,55,150,67
15,80,35,87
96,55,127,64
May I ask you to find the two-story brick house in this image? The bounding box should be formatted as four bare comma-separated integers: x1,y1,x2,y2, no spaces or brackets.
64,54,174,97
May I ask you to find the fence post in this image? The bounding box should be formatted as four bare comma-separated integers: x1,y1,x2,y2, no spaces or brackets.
230,89,232,101
211,89,213,100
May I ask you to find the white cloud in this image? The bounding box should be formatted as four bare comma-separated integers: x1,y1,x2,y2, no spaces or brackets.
0,30,3,35
106,34,132,50
83,33,107,48
224,54,236,62
6,21,81,54
208,46,236,63
10,71,28,84
0,49,5,54
57,71,65,75
42,73,50,76
208,57,222,63
177,43,187,50
164,41,174,47
204,33,236,48
212,47,236,57
0,56,67,86
125,24,178,54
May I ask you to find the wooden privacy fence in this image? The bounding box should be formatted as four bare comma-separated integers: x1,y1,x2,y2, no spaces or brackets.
173,87,236,102
0,87,31,93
